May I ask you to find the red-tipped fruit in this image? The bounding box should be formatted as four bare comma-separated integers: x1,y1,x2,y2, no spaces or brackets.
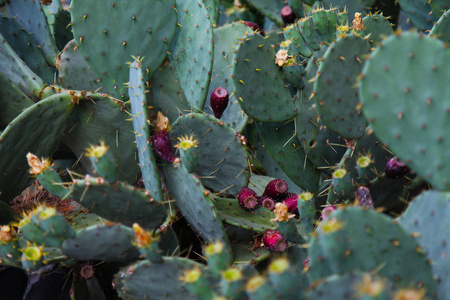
258,196,276,211
152,130,176,163
282,193,298,213
281,6,297,24
263,229,287,252
243,21,265,36
237,187,258,210
385,156,410,178
263,179,288,200
210,87,229,119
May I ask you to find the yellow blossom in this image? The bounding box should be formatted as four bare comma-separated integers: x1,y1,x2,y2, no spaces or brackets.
275,49,292,67
156,111,169,131
352,12,364,31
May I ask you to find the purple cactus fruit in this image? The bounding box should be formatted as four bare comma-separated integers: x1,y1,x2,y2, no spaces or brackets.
243,21,265,36
321,205,337,220
152,130,176,163
263,229,287,252
385,156,410,178
281,6,297,25
355,186,374,209
258,196,276,211
237,187,258,210
282,193,298,213
263,179,288,200
210,87,229,119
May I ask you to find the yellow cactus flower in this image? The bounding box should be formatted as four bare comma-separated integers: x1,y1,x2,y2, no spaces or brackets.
27,153,51,175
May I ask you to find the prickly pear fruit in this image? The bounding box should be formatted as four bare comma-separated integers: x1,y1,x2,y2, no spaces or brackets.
385,156,410,178
355,186,374,209
152,130,176,163
243,21,265,36
210,87,229,119
258,196,276,211
262,229,287,252
282,193,298,213
237,187,258,210
281,6,297,24
263,179,288,200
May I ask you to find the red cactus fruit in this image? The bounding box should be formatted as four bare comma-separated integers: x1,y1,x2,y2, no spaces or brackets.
385,156,410,178
281,6,297,25
237,187,258,210
243,21,265,36
263,179,288,200
258,196,276,211
263,229,287,252
210,87,229,119
355,186,374,209
152,130,176,163
282,193,298,213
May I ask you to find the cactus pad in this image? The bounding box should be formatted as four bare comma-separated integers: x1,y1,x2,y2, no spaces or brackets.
359,32,450,191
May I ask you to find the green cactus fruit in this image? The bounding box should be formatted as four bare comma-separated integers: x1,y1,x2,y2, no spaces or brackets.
356,155,374,186
331,168,354,200
245,275,277,300
174,134,199,173
220,267,246,300
308,207,437,298
359,32,450,191
268,257,307,299
21,243,44,272
205,241,232,275
86,142,118,183
70,0,177,99
398,190,450,299
298,191,316,237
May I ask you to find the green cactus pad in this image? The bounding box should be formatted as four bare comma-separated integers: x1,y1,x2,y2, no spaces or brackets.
163,162,231,248
57,39,103,92
0,93,74,203
232,33,298,122
69,177,166,229
308,207,437,298
169,0,213,111
151,63,190,123
359,32,450,191
62,223,139,261
429,9,450,44
171,113,249,195
52,5,73,51
297,17,322,52
313,34,370,139
256,121,321,192
362,13,394,46
398,190,450,299
0,32,48,101
0,73,34,129
315,0,366,24
397,0,435,30
296,46,347,172
430,1,450,19
116,257,205,299
205,22,250,132
129,59,163,201
283,23,314,58
215,197,276,233
70,0,177,99
0,13,55,84
306,271,394,299
63,95,141,184
6,0,59,66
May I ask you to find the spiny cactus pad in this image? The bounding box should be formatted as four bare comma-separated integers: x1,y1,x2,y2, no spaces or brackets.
313,34,370,139
0,93,74,203
398,190,450,299
69,177,167,229
360,32,450,191
232,33,298,122
308,207,437,298
171,113,249,195
129,59,163,201
169,0,213,111
62,223,139,261
70,0,177,99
